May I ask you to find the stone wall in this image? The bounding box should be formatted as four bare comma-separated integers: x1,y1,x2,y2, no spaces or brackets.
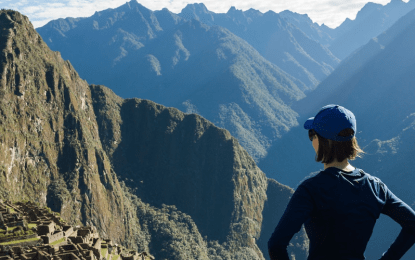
41,231,64,244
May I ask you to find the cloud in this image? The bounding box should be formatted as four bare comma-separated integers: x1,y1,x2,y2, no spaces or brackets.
0,0,400,28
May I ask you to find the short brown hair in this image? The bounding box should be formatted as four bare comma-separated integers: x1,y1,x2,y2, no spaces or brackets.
309,129,364,164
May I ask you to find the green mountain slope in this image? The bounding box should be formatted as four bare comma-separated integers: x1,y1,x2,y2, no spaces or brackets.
178,3,340,90
37,1,306,161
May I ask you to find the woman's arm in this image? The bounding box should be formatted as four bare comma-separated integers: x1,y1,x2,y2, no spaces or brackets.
268,183,314,260
379,187,415,260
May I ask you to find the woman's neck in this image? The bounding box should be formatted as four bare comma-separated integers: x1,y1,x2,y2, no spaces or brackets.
324,159,355,172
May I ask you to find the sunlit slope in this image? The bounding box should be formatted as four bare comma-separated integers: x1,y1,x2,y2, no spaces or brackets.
179,3,340,90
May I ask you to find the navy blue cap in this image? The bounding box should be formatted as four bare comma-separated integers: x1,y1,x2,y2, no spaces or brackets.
304,104,356,141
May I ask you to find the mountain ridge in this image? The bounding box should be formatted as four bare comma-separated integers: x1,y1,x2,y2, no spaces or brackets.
327,0,415,59
177,3,340,89
37,3,308,161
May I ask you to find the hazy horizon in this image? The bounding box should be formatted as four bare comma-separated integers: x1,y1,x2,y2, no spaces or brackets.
0,0,410,29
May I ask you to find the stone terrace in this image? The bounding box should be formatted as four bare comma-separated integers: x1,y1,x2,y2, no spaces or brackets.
0,201,154,260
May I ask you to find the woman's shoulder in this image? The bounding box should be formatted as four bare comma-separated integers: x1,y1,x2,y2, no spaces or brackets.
299,167,383,187
356,168,384,183
298,169,334,187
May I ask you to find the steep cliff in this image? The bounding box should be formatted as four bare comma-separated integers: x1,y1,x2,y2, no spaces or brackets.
0,9,149,249
90,85,268,256
0,10,308,259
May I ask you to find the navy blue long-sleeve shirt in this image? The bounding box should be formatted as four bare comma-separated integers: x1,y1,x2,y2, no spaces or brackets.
268,167,415,260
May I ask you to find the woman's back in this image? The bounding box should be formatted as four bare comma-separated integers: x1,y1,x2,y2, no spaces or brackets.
269,167,415,259
303,168,385,259
268,105,415,260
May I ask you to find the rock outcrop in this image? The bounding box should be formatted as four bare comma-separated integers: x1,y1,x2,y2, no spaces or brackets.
0,9,132,248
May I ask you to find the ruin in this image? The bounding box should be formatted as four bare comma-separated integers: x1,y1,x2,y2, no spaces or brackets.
0,201,154,260
0,202,25,230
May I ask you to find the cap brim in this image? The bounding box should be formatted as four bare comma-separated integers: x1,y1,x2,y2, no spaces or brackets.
304,117,314,130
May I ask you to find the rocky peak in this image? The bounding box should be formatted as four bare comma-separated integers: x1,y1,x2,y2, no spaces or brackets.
125,0,147,10
182,3,211,14
279,10,311,22
355,2,382,21
244,8,263,18
179,3,215,24
227,6,238,13
154,7,183,30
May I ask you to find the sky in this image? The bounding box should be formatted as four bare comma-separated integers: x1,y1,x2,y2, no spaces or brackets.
0,0,409,29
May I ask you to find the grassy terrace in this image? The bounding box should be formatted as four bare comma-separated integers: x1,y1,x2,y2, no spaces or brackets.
112,254,120,260
0,237,39,245
101,248,108,257
0,226,26,233
50,237,65,246
8,226,19,231
28,223,37,229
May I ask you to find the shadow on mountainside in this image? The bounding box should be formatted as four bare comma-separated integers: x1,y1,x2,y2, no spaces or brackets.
111,98,235,243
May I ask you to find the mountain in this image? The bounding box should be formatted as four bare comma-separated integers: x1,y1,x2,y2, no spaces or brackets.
0,9,308,259
178,3,340,89
36,1,182,86
327,0,415,59
294,7,415,143
37,1,308,162
0,9,129,243
194,0,415,68
278,10,333,47
255,1,415,63
90,87,269,259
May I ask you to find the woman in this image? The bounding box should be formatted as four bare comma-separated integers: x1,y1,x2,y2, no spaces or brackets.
268,104,415,260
